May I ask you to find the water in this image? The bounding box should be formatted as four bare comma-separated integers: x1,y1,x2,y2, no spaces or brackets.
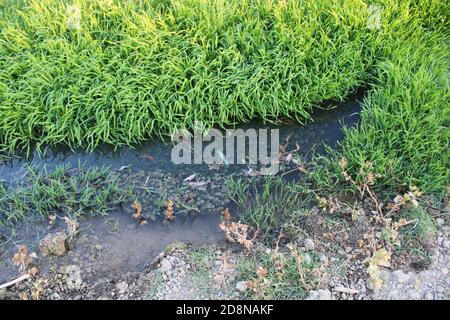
0,99,361,184
0,98,362,282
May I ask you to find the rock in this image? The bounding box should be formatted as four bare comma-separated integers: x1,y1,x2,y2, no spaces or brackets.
39,232,67,257
436,218,445,226
158,258,172,273
424,292,434,300
392,270,410,283
116,281,129,294
303,253,312,265
235,281,248,293
306,289,332,300
0,287,7,300
52,292,61,300
304,238,315,251
64,265,83,290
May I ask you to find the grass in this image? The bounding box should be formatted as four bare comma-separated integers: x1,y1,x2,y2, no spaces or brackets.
0,0,448,196
1,0,373,151
0,0,447,197
0,164,132,228
236,247,323,299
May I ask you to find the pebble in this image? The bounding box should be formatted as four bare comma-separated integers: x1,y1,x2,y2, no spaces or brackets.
235,281,248,293
306,289,332,300
116,281,129,294
304,238,315,251
0,288,7,300
159,258,172,274
303,253,312,265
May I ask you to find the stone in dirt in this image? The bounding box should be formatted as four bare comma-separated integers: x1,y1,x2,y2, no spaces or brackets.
63,265,83,290
306,289,332,300
116,281,129,294
235,281,248,293
39,232,67,257
304,238,315,251
158,258,172,274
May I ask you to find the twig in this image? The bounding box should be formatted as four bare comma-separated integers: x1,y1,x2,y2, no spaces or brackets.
0,274,31,289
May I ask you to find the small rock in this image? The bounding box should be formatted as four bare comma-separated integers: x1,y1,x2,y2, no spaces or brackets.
0,288,7,300
116,281,129,295
39,232,68,257
303,253,312,265
158,258,172,273
436,218,445,226
424,292,434,300
392,270,410,283
52,292,61,300
306,289,332,300
304,239,315,251
236,281,248,293
65,265,83,290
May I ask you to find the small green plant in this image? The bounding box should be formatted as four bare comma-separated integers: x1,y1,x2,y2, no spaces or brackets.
236,246,325,300
0,165,132,228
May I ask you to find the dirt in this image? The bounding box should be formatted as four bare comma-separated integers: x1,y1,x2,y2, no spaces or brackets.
1,205,448,300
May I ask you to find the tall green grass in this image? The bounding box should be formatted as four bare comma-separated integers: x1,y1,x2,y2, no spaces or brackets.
0,0,373,151
0,0,448,194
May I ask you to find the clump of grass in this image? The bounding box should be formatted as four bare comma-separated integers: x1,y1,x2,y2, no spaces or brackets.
230,176,315,234
0,0,373,153
0,165,132,228
236,247,323,300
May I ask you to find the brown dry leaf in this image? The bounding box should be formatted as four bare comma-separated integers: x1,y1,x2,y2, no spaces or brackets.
12,245,36,274
322,232,335,240
63,217,78,239
219,221,256,250
131,202,147,225
287,243,305,284
165,199,175,221
28,267,39,277
221,208,231,224
18,292,29,300
131,202,142,219
256,266,268,278
31,279,44,300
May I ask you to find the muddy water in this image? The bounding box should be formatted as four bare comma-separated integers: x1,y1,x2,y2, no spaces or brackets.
0,99,361,283
0,100,361,183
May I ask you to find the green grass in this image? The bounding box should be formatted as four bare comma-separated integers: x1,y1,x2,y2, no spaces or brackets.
228,175,317,233
0,164,131,228
237,248,323,299
0,0,448,196
0,0,373,153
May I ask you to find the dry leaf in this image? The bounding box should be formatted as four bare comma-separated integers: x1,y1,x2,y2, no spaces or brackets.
12,245,36,274
131,202,147,225
219,221,257,250
256,266,268,278
63,217,78,240
165,199,175,221
18,292,29,300
221,208,231,224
